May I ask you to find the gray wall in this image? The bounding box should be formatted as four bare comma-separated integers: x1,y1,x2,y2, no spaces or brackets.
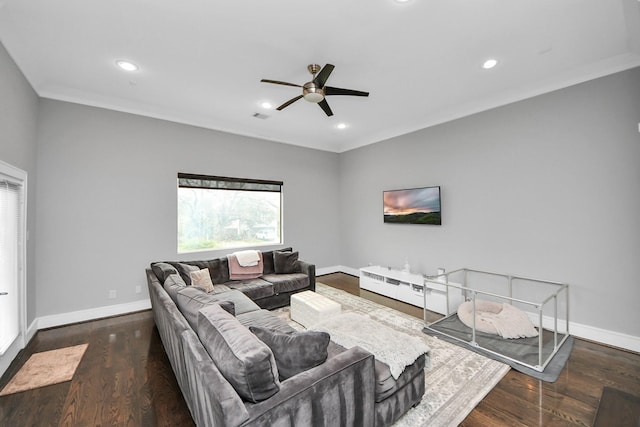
339,67,640,336
35,100,341,316
0,42,38,325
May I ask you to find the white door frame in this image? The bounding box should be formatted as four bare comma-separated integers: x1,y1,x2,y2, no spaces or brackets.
0,160,27,378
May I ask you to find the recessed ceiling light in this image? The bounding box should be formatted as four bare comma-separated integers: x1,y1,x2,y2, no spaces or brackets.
116,60,138,72
482,59,498,69
394,0,411,3
337,123,348,130
261,102,272,109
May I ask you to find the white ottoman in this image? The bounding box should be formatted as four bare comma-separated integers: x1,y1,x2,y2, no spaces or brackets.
290,290,342,329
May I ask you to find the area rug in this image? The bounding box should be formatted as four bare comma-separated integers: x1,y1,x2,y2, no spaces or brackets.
277,284,510,426
0,343,88,396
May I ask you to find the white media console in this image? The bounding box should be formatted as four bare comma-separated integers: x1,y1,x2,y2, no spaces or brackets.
359,265,464,315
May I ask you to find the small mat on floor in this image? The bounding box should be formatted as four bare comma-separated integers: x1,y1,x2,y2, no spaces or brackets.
0,343,88,396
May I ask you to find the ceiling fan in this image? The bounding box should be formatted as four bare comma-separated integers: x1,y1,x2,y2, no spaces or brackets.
261,64,369,117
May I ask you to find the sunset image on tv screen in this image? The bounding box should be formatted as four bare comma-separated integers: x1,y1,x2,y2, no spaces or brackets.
383,187,441,225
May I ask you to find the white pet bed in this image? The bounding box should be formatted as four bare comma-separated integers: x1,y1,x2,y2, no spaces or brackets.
457,300,538,339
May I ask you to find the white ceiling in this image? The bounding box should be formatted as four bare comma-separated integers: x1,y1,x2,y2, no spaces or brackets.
1,0,639,153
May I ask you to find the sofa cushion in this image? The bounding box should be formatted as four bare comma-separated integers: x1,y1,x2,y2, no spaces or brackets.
236,309,297,333
274,251,298,274
190,268,215,293
151,262,178,283
249,326,330,380
224,278,274,300
197,304,281,403
209,284,233,295
176,286,235,329
163,273,187,303
261,273,310,294
211,290,261,315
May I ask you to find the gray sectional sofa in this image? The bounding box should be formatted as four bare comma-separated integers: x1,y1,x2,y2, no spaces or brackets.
146,249,426,426
152,247,315,310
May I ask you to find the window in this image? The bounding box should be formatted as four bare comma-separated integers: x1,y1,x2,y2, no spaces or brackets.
177,173,282,253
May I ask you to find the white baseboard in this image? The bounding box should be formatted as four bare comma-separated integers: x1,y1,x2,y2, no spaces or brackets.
569,320,640,353
317,265,359,277
525,312,640,353
37,299,151,330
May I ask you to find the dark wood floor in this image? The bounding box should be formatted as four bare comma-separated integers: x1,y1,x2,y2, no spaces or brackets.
1,272,638,426
0,310,195,427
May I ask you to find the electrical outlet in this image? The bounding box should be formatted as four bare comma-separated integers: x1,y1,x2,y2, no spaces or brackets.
108,290,117,299
135,285,141,294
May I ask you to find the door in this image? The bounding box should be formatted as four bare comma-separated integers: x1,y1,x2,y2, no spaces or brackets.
0,161,26,375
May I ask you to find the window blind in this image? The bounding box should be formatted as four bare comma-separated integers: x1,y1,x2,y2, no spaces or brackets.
177,173,282,193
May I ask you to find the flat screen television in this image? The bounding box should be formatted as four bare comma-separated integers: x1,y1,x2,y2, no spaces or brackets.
383,186,441,225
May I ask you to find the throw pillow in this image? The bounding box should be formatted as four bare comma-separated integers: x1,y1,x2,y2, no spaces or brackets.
249,326,330,380
163,273,186,303
150,262,178,283
263,247,292,274
197,304,280,403
273,251,299,274
176,286,235,329
190,268,215,293
169,262,200,286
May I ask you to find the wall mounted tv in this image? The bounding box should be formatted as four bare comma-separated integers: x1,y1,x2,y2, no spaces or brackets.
383,186,441,225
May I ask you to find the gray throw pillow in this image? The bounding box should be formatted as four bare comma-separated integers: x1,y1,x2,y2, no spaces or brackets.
249,326,330,380
170,262,200,286
163,273,186,303
197,304,280,403
151,262,178,283
176,286,235,329
273,251,298,274
262,247,291,274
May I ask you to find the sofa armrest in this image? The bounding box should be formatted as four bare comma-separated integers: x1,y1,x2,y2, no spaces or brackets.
244,346,375,427
294,260,316,291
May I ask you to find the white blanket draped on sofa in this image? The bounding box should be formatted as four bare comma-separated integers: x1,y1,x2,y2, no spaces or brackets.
314,312,431,379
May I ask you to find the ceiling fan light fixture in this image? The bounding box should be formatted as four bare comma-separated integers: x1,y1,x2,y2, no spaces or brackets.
302,82,325,103
303,92,324,103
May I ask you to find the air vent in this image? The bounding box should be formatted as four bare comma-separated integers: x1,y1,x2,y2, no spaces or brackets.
252,113,270,120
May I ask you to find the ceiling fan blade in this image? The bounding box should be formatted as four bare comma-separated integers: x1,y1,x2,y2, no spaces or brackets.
324,86,369,97
261,79,302,88
276,95,303,110
318,99,333,116
313,64,335,88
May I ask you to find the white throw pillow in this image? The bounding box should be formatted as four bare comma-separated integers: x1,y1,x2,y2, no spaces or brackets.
190,268,215,293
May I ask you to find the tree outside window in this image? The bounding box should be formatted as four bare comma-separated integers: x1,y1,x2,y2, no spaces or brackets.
177,174,282,253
